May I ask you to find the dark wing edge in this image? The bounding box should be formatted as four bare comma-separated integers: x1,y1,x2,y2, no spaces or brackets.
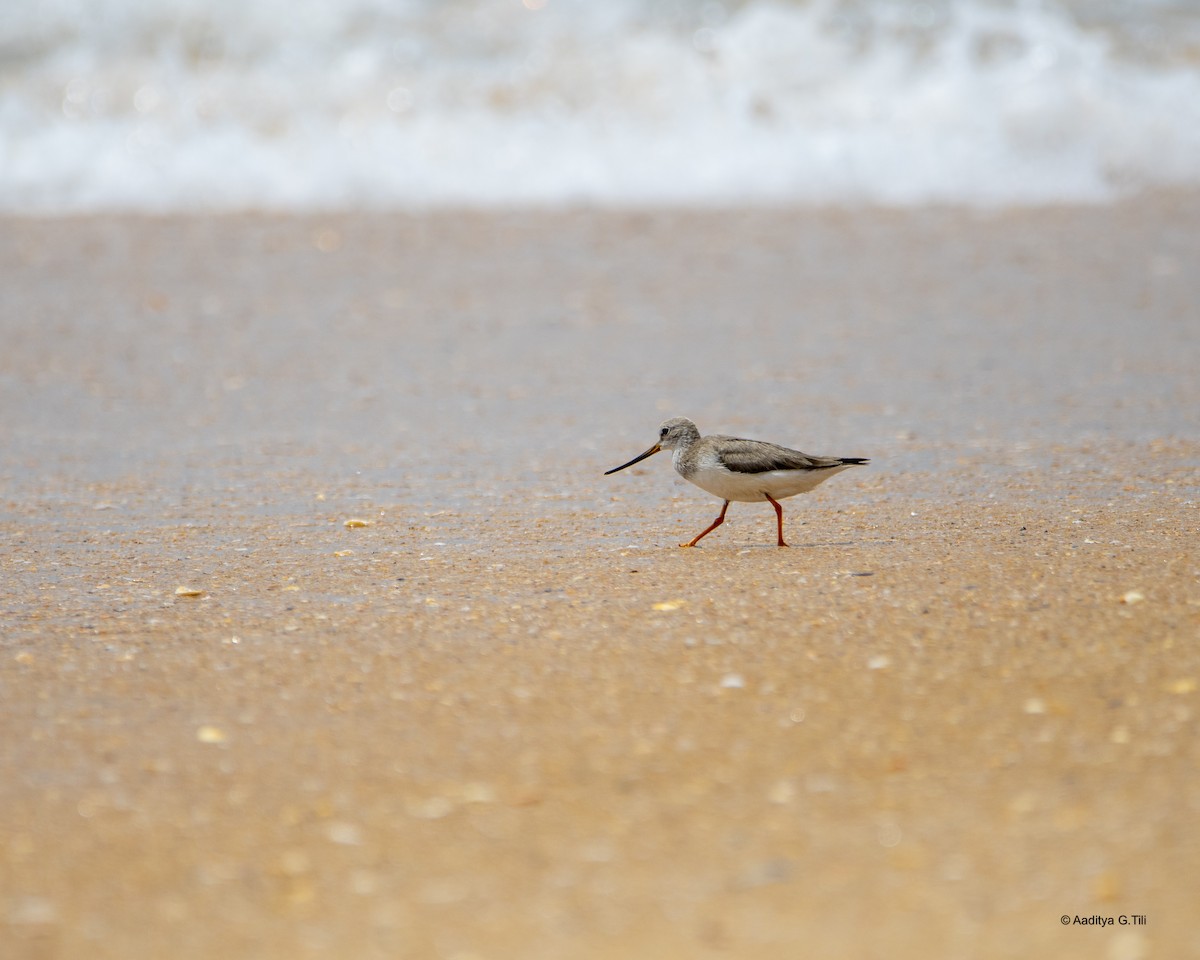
718,441,851,475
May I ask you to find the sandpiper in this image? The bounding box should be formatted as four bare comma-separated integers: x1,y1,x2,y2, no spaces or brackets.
605,417,868,547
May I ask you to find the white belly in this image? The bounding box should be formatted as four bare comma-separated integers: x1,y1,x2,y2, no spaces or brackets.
677,453,855,503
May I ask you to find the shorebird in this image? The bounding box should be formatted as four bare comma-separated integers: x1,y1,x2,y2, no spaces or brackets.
605,417,868,547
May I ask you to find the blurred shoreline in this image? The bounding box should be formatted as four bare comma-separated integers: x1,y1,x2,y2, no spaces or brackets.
3,189,1197,498
6,184,1200,219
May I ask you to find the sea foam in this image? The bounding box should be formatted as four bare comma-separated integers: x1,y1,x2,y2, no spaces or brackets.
3,0,1200,211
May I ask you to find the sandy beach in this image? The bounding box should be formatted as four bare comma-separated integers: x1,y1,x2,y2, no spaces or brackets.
2,198,1198,959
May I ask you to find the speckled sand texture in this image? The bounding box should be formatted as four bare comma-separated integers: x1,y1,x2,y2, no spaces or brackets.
2,201,1198,959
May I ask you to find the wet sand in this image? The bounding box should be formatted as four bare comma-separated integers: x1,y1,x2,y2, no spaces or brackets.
2,199,1198,959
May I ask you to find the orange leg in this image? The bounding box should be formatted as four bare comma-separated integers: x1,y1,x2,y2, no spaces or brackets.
681,500,730,547
765,493,788,547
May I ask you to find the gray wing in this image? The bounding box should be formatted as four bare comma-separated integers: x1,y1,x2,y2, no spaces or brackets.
716,438,847,474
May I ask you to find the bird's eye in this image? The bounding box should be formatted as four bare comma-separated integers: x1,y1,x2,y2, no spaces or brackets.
660,427,668,437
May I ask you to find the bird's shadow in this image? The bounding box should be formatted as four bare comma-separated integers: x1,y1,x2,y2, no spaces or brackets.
682,538,869,550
